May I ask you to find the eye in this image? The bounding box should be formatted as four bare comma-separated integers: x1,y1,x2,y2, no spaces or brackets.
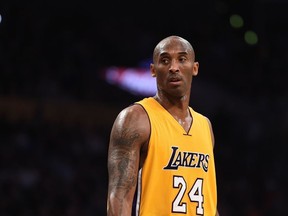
160,57,170,64
179,56,187,62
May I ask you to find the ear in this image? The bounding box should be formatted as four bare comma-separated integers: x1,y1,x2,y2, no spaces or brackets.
150,63,156,77
192,62,199,76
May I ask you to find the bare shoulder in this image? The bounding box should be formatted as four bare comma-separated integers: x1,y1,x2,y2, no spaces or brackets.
113,104,150,133
118,103,149,122
110,104,150,149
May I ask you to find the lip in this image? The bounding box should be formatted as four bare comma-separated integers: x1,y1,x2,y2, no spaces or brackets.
168,76,181,82
168,78,182,87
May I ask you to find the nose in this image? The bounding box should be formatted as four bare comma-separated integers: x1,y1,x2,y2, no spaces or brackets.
169,59,179,73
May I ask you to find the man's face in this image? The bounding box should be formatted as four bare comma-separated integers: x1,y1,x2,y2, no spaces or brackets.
151,39,199,98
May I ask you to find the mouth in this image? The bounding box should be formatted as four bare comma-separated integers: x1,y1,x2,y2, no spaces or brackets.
169,76,181,82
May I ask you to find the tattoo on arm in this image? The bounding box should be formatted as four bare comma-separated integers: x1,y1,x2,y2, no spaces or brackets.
108,128,140,195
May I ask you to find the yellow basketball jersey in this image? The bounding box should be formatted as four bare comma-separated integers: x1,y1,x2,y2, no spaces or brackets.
135,97,217,216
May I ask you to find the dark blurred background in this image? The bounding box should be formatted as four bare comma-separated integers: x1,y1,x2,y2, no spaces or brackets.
0,0,287,215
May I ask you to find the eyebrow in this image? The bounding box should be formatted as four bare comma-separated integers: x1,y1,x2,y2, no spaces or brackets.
159,51,189,57
177,51,189,55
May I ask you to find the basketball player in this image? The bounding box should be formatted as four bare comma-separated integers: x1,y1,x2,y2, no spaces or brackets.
107,35,219,215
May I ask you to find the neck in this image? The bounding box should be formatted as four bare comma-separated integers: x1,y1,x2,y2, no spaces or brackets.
154,93,189,111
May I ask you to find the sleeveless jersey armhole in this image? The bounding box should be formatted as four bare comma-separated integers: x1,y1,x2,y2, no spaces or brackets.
133,102,152,167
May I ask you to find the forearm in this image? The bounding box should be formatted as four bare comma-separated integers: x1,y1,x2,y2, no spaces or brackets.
107,146,139,215
107,193,133,216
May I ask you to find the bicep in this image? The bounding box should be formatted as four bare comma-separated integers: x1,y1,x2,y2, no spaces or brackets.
108,118,141,191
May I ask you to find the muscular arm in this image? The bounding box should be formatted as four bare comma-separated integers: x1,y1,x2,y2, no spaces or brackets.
107,105,150,216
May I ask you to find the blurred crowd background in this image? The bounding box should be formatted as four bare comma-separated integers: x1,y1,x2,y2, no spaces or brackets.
0,0,288,215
